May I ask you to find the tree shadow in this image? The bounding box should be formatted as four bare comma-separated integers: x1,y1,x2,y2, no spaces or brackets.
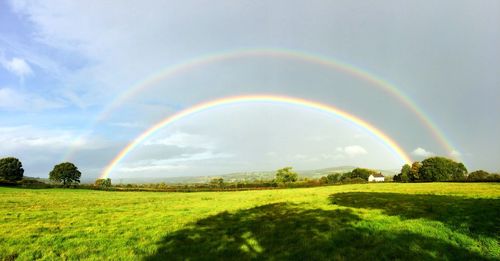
329,192,500,239
145,203,489,260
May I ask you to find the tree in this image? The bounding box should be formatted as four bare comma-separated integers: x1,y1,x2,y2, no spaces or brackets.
409,162,422,181
210,177,224,188
49,162,81,186
340,171,352,182
419,157,467,182
350,168,377,181
467,170,489,181
451,163,467,180
488,173,500,181
275,167,298,184
326,173,341,184
95,178,112,188
0,157,24,182
395,164,411,182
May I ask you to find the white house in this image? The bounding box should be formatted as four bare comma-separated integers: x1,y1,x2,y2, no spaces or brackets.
368,173,385,182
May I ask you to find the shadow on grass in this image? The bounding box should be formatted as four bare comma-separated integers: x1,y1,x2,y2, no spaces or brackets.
330,192,500,239
145,203,488,260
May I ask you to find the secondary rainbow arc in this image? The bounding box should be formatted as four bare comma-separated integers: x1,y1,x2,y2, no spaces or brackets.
64,47,459,164
100,94,413,179
98,48,456,155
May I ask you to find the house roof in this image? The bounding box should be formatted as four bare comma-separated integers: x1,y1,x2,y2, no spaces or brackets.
371,173,384,178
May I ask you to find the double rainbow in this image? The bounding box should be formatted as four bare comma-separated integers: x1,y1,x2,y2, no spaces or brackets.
93,48,455,154
59,47,458,178
100,94,412,179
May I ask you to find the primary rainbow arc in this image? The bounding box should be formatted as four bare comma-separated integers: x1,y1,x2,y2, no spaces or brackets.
100,94,413,179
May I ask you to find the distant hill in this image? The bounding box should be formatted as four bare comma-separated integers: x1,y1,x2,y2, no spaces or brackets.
112,166,398,184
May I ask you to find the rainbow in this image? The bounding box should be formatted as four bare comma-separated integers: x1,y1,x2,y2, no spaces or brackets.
65,47,459,163
100,94,413,179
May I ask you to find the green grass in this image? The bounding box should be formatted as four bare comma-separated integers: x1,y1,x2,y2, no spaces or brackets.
1,183,499,260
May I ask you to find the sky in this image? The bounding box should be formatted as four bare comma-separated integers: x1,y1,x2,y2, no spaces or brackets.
1,0,499,180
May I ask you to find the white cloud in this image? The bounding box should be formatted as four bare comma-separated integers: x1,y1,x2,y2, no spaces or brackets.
412,147,435,157
6,1,189,97
109,121,143,128
0,125,115,157
265,151,277,157
0,125,82,150
144,132,215,149
117,164,188,173
1,56,33,78
320,153,344,160
0,124,116,177
172,151,232,162
336,145,368,157
0,87,64,111
117,151,232,173
294,154,309,160
450,150,462,158
0,36,65,77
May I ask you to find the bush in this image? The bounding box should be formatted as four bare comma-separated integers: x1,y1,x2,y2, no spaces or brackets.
341,177,367,184
18,179,51,188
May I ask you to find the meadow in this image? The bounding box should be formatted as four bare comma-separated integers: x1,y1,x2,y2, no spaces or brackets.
1,183,499,260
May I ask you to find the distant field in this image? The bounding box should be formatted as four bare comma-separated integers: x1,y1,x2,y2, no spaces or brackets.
1,183,499,260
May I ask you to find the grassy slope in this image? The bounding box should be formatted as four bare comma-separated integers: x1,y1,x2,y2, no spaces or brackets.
0,183,499,260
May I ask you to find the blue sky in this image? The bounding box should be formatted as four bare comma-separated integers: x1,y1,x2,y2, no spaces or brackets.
1,0,499,179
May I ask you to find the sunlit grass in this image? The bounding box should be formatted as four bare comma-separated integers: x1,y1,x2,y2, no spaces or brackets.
1,183,499,260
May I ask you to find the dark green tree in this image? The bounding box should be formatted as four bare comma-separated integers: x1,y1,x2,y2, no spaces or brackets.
451,163,467,180
49,162,81,186
488,173,500,181
419,157,467,181
409,162,422,181
0,157,24,181
467,170,489,181
210,177,224,188
95,178,112,188
326,173,341,184
275,167,298,184
340,171,352,182
396,164,411,182
350,168,377,181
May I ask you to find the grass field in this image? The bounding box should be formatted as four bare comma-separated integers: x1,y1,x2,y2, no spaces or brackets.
1,183,499,260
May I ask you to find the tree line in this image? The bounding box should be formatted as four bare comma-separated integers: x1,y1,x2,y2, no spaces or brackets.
393,156,499,182
1,156,498,191
0,157,81,186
